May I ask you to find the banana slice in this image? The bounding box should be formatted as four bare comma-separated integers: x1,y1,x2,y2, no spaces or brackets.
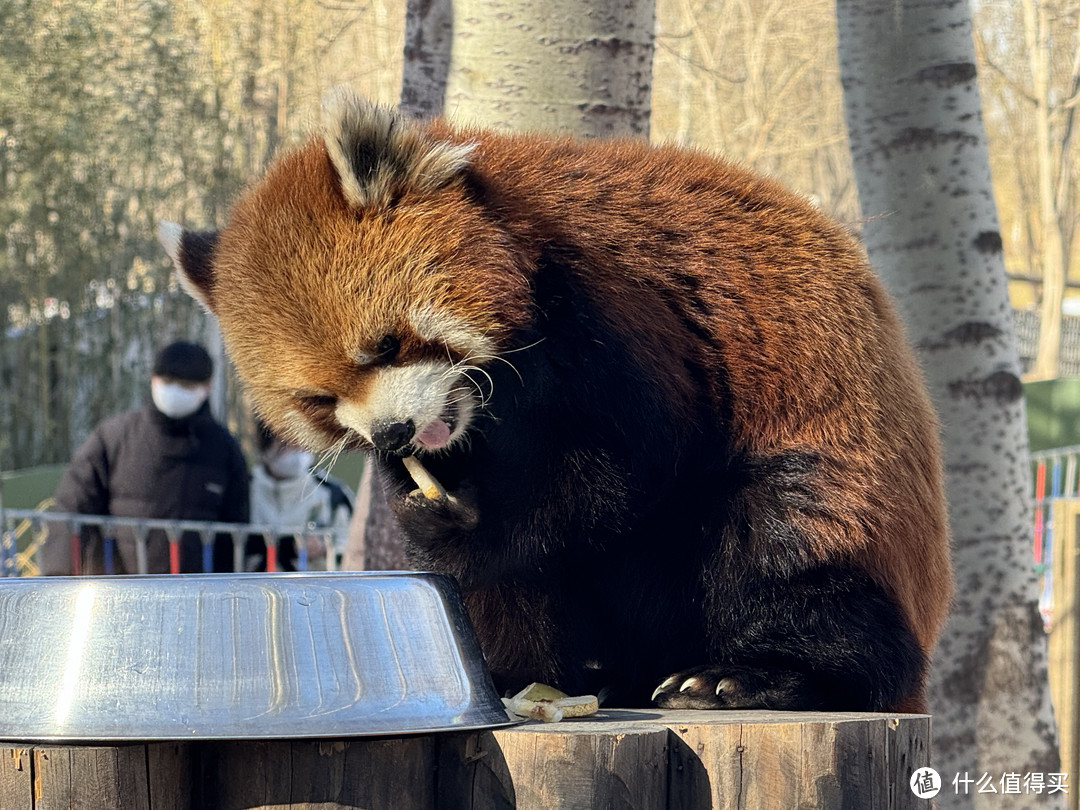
402,455,447,500
503,682,599,723
504,695,564,723
517,682,569,702
552,695,600,718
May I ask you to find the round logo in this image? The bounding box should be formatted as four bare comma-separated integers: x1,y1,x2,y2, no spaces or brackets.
910,767,941,799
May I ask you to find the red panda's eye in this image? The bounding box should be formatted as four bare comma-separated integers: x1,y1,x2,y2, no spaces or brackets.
375,335,400,362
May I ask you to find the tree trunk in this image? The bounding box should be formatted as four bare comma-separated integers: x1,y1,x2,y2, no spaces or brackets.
836,0,1061,804
343,460,409,571
444,0,655,137
1026,0,1066,381
400,0,453,119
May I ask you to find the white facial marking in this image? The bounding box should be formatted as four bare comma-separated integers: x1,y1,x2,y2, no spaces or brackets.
352,349,378,367
334,360,475,452
407,305,495,359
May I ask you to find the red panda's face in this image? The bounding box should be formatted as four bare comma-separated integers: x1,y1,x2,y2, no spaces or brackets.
159,88,532,457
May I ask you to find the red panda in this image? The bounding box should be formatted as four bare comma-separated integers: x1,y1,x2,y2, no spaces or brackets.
160,86,952,712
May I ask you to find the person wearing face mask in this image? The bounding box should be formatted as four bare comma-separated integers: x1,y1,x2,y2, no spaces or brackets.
244,420,354,571
45,341,250,575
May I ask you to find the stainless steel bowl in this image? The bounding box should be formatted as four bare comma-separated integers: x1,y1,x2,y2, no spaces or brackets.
0,572,517,741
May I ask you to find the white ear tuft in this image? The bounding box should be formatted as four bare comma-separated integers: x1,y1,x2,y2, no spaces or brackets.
157,221,183,267
157,220,218,313
320,85,475,210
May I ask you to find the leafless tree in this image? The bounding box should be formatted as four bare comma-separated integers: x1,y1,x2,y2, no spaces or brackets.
975,0,1080,380
837,0,1061,801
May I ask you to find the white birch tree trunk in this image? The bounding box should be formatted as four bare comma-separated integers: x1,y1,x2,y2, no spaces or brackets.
400,0,453,119
836,1,1061,805
1026,0,1066,381
444,0,655,137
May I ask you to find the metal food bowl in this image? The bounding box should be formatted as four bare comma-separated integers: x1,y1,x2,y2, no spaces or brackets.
0,572,517,741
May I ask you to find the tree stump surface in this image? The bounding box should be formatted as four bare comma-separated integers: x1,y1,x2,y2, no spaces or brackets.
0,709,929,809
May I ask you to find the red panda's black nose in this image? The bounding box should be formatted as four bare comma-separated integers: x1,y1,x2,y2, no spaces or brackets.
371,419,416,452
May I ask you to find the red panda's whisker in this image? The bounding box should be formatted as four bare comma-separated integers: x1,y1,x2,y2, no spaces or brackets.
446,388,481,408
501,337,546,356
453,365,494,406
311,435,348,481
462,352,525,385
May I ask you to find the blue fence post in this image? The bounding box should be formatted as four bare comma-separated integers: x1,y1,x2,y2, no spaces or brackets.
102,522,116,576
201,528,215,573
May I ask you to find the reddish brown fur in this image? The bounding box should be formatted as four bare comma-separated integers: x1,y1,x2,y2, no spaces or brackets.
207,138,534,447
167,96,952,709
420,122,953,657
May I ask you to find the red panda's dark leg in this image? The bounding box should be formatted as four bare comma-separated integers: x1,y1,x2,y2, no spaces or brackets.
651,561,927,711
650,448,928,712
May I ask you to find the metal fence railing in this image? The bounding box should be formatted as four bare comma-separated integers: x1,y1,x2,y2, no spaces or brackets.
0,509,343,577
5,446,1073,580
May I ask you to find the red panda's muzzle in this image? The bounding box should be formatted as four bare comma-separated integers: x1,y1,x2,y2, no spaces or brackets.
369,415,453,454
337,361,473,457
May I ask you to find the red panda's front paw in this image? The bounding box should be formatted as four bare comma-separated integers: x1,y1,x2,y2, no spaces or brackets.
651,668,748,709
392,488,479,546
651,666,816,710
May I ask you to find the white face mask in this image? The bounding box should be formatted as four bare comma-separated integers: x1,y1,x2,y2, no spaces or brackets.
151,380,209,419
265,449,314,480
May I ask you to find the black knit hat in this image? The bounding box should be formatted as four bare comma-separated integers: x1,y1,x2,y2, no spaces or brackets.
152,341,213,382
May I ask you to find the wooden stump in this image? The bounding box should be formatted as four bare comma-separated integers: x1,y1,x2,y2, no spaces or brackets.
0,743,193,810
0,710,930,809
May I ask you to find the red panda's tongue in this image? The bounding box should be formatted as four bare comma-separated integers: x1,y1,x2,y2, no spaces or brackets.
414,418,452,450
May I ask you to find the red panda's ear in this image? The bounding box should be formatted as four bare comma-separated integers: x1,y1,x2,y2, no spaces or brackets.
320,85,475,211
158,221,219,313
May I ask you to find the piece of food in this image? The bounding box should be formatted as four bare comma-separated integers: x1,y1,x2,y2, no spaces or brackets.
502,683,599,723
516,682,569,702
402,455,447,500
504,696,564,723
552,695,599,717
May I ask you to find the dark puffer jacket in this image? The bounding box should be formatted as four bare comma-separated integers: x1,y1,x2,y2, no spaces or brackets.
47,401,250,574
